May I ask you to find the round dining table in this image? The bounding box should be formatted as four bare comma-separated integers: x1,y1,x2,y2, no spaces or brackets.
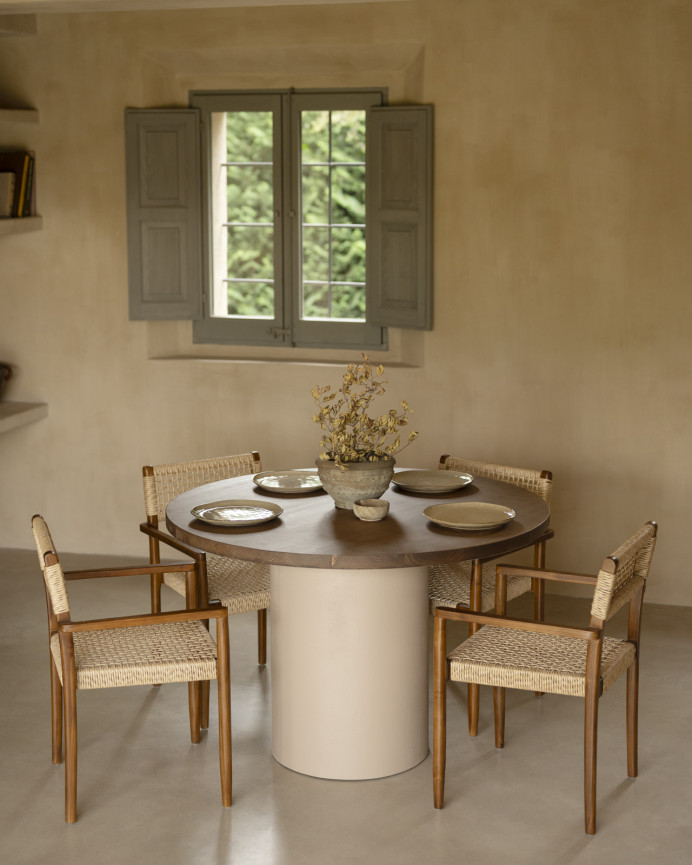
165,469,550,781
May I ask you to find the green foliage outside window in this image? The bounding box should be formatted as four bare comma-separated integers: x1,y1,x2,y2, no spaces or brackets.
223,109,367,320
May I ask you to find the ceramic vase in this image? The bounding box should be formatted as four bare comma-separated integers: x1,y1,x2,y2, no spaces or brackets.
316,457,395,510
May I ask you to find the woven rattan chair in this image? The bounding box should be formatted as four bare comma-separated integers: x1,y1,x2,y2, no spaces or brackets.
32,514,232,823
141,452,270,667
428,454,554,735
433,521,658,834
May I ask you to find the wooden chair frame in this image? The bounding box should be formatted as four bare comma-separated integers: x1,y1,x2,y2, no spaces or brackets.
140,453,268,669
434,454,555,736
433,521,657,834
35,522,231,823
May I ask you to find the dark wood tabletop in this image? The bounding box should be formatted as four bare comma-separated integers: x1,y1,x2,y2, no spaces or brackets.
165,470,551,570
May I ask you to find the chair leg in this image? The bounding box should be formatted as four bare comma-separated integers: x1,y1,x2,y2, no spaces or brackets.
467,683,479,737
200,681,210,731
188,682,201,744
533,541,546,698
150,573,163,614
626,659,639,777
216,616,232,807
150,562,163,689
50,655,63,765
584,678,600,835
258,608,267,666
63,671,78,823
493,687,505,749
467,559,482,737
433,614,447,809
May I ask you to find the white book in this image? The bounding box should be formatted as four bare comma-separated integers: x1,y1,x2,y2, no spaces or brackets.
0,171,15,217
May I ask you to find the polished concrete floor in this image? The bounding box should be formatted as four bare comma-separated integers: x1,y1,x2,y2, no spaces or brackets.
1,546,691,865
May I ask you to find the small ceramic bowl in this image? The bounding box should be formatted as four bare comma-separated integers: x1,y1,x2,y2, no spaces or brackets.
353,498,390,521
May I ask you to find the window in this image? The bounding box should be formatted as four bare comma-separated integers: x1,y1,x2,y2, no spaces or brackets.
193,89,385,348
125,98,432,348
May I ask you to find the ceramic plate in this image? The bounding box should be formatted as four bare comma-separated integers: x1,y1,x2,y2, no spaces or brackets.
253,469,323,494
392,470,474,493
424,502,515,531
191,499,283,527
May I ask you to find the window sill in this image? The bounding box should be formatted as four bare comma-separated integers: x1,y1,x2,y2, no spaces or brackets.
0,401,48,434
144,320,425,367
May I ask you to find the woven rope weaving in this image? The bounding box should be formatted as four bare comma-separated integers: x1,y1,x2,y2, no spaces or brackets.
591,523,657,621
145,452,262,520
429,562,531,612
429,457,552,609
143,452,270,613
44,562,70,616
164,554,271,614
51,621,218,689
448,625,635,697
32,516,55,568
439,456,552,504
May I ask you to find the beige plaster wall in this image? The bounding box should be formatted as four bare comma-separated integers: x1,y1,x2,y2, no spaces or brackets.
1,0,690,605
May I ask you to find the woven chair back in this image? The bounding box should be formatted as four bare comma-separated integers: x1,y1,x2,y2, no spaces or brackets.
143,452,262,521
31,515,70,616
439,455,552,505
591,522,657,622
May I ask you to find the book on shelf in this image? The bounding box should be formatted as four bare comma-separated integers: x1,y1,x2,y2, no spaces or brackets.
22,153,35,217
0,150,34,217
0,171,15,217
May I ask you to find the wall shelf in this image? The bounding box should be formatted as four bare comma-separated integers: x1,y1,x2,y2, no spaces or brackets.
0,401,48,434
1,107,40,227
0,108,39,124
0,216,42,235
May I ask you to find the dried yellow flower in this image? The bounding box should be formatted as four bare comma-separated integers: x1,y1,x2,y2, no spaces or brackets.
311,354,418,468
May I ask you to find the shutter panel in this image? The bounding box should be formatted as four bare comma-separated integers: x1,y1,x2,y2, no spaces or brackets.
366,105,433,330
125,109,202,320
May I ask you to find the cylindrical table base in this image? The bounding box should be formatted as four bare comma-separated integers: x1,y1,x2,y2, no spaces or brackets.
270,564,430,780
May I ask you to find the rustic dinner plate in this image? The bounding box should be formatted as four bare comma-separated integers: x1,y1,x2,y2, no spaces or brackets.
423,502,515,530
253,469,323,494
392,469,474,493
192,499,283,526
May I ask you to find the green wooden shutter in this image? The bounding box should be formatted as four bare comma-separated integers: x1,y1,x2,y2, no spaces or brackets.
366,105,433,330
125,109,202,320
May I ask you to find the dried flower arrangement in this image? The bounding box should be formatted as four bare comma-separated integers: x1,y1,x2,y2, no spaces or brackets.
311,355,418,468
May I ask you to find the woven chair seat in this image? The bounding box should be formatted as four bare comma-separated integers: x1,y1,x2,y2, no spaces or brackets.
429,562,531,611
164,552,270,615
448,625,635,698
50,621,219,690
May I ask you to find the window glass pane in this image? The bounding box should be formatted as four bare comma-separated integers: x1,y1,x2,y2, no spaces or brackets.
302,165,329,224
226,281,274,317
226,112,273,162
302,283,329,318
299,107,367,323
331,110,366,163
331,283,366,320
226,165,274,223
302,226,330,281
331,165,365,225
332,226,366,284
218,109,275,319
301,111,329,163
227,225,274,280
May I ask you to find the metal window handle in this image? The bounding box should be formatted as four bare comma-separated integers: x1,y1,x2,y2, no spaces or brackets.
266,327,291,339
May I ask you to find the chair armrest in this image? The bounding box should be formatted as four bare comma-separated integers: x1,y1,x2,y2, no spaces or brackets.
495,563,597,586
63,561,196,581
140,521,206,561
59,603,226,634
433,605,601,641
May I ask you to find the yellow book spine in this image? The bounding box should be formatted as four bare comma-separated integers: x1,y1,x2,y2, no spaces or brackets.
16,154,29,217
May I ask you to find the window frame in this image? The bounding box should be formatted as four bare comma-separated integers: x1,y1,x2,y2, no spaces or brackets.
190,88,387,350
